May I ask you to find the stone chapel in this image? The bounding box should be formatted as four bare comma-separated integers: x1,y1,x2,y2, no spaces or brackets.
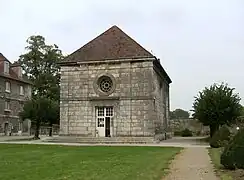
59,25,172,138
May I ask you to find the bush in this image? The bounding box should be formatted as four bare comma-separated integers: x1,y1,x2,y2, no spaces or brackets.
209,125,231,148
181,128,193,137
173,131,182,136
221,128,244,169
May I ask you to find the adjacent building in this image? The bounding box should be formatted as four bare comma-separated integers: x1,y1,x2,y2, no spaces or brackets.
59,26,172,138
0,53,32,135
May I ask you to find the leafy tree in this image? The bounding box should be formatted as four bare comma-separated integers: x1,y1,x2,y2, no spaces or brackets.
18,35,63,136
192,83,242,137
241,106,244,116
18,35,63,101
46,100,60,136
170,109,190,119
19,97,59,139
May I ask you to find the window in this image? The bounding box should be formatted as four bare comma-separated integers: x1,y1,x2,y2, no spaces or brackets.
20,85,24,95
19,101,24,111
19,121,23,131
97,107,114,117
99,76,113,92
106,107,113,116
18,67,23,78
4,61,9,74
5,82,10,92
97,107,104,116
97,118,104,127
5,101,10,110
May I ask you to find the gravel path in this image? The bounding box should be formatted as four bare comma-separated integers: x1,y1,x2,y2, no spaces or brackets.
163,147,219,180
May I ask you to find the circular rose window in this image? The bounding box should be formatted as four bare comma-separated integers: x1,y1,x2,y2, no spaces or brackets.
98,76,113,93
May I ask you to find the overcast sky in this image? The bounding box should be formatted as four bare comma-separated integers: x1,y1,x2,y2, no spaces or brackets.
1,0,243,112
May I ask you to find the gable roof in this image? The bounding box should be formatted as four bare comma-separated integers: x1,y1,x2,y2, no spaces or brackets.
0,53,32,84
63,25,154,63
0,53,8,62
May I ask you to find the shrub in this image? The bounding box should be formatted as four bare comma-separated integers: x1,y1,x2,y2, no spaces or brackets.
209,125,231,148
173,131,182,136
221,128,244,169
181,128,193,137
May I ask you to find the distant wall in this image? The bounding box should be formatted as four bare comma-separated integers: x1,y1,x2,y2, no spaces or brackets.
169,118,209,136
30,124,60,136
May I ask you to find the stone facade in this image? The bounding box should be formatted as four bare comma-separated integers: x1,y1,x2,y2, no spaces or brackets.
0,53,32,135
59,26,171,138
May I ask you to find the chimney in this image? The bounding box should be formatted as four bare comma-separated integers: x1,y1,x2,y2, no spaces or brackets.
11,62,22,78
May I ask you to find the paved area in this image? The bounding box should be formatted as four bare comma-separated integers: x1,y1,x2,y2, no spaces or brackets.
0,140,209,147
0,135,33,141
0,136,210,148
163,147,218,180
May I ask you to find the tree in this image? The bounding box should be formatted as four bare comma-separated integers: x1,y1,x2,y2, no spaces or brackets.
241,106,244,116
19,96,59,139
192,83,242,137
170,109,190,119
18,35,63,136
46,100,60,136
18,35,63,101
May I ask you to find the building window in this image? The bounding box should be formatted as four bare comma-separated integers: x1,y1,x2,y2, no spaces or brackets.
19,121,23,131
5,101,10,110
106,107,113,116
19,101,24,111
97,107,104,116
99,76,113,93
98,76,113,93
18,67,23,78
97,118,105,127
20,85,24,95
4,61,9,74
5,82,10,93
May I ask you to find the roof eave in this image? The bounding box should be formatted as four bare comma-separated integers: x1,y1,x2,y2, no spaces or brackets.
153,58,172,84
59,56,155,66
0,74,33,85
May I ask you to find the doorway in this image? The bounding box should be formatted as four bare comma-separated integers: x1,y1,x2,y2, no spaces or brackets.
105,117,111,137
4,122,9,136
96,107,113,137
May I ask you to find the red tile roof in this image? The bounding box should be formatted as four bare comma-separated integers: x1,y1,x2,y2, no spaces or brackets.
63,25,154,63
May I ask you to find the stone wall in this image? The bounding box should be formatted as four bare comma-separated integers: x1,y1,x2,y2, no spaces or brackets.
152,68,170,133
169,118,209,135
60,58,169,137
30,124,60,136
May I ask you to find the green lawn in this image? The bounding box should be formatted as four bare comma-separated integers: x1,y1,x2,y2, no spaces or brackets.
208,148,233,180
0,144,181,180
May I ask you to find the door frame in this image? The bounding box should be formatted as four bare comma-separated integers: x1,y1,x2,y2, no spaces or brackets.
96,106,113,137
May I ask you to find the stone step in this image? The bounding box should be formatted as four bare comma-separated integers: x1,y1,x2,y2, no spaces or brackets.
43,136,156,144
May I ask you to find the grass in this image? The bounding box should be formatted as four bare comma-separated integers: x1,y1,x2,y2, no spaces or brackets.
0,144,181,180
208,148,233,180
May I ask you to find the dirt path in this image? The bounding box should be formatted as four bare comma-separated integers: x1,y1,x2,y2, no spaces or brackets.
163,147,219,180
